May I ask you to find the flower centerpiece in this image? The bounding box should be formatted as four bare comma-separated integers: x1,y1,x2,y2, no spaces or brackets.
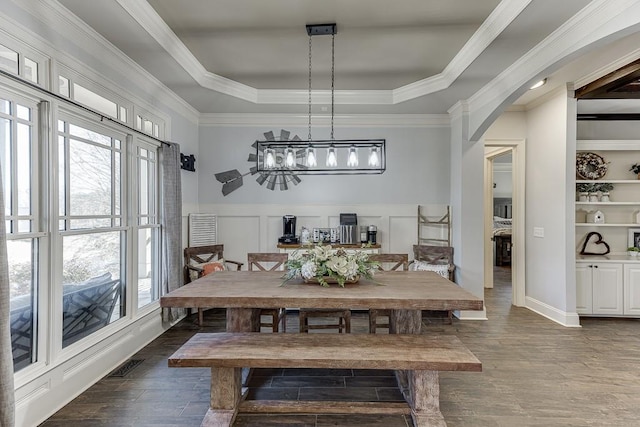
282,245,379,287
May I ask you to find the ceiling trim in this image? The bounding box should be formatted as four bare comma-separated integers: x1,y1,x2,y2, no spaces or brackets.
467,0,640,140
199,113,450,128
257,90,393,105
116,0,531,105
115,0,258,103
394,0,533,103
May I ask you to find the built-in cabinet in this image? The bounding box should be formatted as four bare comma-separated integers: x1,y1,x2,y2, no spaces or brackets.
576,262,623,315
575,140,640,318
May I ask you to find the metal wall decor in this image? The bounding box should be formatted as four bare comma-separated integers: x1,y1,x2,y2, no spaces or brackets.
214,129,304,196
180,153,196,171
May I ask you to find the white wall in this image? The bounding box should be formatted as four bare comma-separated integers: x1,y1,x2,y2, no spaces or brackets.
524,89,577,324
484,105,580,326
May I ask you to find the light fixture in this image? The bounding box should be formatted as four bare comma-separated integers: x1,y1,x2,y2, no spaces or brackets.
529,78,547,90
256,23,386,175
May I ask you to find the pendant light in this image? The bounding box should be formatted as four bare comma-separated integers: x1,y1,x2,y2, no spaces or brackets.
256,23,385,175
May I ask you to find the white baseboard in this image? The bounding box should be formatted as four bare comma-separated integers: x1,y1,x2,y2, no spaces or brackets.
455,308,488,320
525,296,582,327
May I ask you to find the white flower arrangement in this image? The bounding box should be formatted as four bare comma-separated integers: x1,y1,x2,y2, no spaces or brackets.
282,245,379,287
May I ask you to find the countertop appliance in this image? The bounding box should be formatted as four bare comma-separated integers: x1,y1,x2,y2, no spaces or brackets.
339,213,358,244
279,215,299,244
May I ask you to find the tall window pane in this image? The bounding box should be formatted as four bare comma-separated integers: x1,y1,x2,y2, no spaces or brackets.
136,142,159,308
8,238,37,371
62,231,122,347
2,94,38,372
137,227,158,308
58,116,125,347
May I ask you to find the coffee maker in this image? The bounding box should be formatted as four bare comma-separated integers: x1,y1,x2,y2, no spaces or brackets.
278,215,299,244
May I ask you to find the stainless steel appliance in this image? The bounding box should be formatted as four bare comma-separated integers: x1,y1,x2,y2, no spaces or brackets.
339,213,358,244
367,225,377,244
279,215,299,244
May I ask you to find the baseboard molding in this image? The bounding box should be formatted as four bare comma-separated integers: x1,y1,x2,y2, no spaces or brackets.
455,308,488,321
525,296,582,327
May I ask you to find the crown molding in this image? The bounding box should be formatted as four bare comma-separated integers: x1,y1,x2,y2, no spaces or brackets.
116,0,258,103
15,0,200,124
199,113,450,128
256,89,393,105
394,0,533,103
466,0,640,140
117,0,527,106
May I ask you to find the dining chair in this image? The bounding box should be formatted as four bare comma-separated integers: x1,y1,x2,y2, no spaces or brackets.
367,253,409,333
410,245,455,324
247,253,288,332
183,244,244,326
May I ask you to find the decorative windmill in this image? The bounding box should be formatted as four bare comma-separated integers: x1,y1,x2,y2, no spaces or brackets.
214,129,305,196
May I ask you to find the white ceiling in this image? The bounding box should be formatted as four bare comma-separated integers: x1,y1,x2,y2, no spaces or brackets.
57,0,600,114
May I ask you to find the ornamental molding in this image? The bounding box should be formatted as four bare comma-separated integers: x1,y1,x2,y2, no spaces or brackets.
114,0,532,105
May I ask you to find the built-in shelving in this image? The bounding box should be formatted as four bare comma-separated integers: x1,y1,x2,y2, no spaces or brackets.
575,139,640,318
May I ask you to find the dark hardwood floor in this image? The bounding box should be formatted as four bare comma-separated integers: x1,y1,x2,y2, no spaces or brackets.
42,266,640,426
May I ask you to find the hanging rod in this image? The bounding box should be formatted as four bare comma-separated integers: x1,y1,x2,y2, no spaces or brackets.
0,68,171,146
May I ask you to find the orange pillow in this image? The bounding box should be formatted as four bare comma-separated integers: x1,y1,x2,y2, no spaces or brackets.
202,261,225,276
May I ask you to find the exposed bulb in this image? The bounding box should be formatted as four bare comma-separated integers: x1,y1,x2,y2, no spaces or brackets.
326,146,338,167
347,146,358,167
264,148,276,169
284,147,295,168
368,147,380,167
306,147,317,167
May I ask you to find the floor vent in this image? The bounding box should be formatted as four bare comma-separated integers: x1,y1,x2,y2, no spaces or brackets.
108,359,144,378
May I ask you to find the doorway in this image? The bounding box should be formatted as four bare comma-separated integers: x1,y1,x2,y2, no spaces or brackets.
484,140,525,307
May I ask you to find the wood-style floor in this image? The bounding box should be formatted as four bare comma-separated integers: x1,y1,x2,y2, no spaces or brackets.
42,267,640,426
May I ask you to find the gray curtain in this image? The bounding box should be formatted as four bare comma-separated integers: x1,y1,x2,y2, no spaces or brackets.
0,163,15,426
160,142,184,322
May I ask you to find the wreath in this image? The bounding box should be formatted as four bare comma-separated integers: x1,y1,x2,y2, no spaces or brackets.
576,152,608,180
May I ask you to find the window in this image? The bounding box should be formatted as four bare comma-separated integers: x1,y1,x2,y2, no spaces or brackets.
1,93,40,372
136,113,162,139
135,143,160,308
57,116,125,348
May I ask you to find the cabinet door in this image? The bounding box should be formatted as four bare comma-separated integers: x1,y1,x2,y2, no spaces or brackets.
575,263,593,314
592,263,623,315
623,264,640,315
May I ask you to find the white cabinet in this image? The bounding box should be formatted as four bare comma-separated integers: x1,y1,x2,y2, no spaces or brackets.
623,264,640,315
575,263,593,314
575,262,623,315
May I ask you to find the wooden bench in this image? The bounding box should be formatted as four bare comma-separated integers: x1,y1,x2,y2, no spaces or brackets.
168,332,481,427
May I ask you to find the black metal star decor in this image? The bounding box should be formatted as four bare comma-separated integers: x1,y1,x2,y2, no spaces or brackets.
214,129,303,196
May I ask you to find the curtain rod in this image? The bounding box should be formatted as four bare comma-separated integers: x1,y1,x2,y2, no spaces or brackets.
0,68,171,146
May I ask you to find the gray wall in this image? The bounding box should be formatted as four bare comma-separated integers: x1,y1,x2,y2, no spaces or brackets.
198,125,451,204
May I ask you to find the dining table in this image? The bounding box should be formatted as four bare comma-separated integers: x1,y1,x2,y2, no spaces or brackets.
160,270,483,426
160,270,483,334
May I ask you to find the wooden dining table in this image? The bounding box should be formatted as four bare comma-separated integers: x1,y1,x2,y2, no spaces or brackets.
160,270,483,334
161,270,483,426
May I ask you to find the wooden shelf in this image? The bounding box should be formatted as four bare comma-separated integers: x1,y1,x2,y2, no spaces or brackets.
576,223,640,227
576,180,640,184
576,202,640,206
